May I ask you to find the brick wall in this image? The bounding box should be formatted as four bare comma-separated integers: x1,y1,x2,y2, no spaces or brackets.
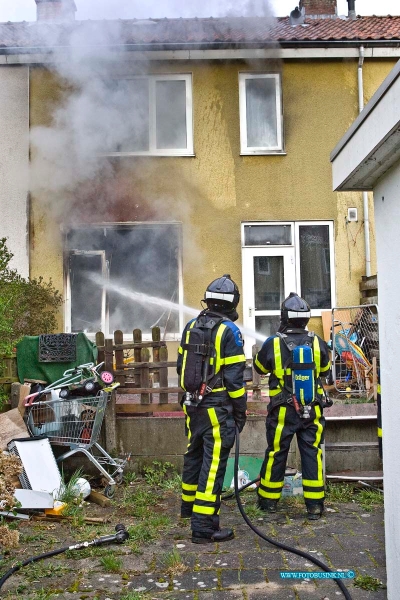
299,0,337,16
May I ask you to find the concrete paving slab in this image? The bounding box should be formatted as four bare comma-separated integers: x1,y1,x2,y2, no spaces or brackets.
0,485,387,600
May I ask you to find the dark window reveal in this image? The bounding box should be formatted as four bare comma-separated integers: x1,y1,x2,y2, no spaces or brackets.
66,224,181,337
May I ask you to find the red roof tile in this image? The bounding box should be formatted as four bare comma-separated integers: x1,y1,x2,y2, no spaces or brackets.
0,15,399,51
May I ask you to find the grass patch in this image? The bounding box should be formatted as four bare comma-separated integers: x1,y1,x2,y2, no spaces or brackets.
128,515,170,543
23,561,71,583
99,552,123,573
120,591,153,600
56,468,86,503
32,589,57,599
121,488,159,517
160,547,187,577
124,471,138,485
353,575,386,591
326,482,383,511
142,460,180,489
355,488,384,511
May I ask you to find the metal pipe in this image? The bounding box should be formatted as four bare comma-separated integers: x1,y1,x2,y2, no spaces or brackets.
358,45,371,277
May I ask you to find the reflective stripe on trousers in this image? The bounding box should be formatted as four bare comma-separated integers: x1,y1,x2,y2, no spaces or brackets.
181,403,235,533
258,403,325,505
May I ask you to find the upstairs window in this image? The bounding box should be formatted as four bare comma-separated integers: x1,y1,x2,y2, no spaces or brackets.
109,74,193,157
239,73,284,155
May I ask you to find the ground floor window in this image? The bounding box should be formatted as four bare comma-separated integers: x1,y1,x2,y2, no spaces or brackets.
241,221,335,352
64,223,182,340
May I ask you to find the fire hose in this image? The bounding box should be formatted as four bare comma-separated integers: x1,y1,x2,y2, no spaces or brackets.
231,426,353,600
0,523,129,592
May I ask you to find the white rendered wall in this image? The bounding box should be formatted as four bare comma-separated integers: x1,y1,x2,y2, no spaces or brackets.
0,66,30,277
374,161,400,600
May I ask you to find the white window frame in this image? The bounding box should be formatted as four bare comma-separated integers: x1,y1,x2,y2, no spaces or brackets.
239,73,284,155
64,222,184,341
241,221,336,317
107,74,194,157
65,250,107,337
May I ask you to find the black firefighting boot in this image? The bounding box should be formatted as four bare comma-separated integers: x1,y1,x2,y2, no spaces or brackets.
192,528,235,544
306,502,324,520
257,498,278,513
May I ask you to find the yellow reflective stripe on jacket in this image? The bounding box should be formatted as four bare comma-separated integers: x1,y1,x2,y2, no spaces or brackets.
254,355,269,374
211,355,245,367
178,346,183,354
378,427,382,438
269,388,282,397
377,383,381,394
214,323,226,373
225,354,246,365
313,336,321,376
180,320,196,390
228,387,246,399
273,337,285,382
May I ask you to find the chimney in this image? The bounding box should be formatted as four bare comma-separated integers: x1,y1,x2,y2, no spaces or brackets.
35,0,77,22
299,0,337,19
347,0,357,20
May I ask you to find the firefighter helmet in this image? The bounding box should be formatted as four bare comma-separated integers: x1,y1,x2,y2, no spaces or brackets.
281,292,311,328
204,274,240,312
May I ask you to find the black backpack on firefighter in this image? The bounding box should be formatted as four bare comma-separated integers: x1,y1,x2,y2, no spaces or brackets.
181,312,225,403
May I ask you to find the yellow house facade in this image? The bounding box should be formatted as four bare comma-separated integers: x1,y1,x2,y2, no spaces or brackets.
2,0,400,355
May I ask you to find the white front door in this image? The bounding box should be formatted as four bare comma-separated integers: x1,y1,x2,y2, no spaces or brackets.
241,247,296,357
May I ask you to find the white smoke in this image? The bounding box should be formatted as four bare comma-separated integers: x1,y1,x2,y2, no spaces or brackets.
75,0,275,19
30,0,277,222
28,0,278,331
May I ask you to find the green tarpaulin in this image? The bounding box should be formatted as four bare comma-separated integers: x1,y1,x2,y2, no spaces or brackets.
16,333,98,385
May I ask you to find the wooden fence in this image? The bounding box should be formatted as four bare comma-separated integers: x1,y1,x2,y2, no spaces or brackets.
95,329,266,416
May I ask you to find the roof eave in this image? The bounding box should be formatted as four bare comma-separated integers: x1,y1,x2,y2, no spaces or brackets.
1,38,400,55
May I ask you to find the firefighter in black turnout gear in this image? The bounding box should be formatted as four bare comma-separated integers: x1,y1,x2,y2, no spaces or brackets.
177,275,247,544
253,293,331,520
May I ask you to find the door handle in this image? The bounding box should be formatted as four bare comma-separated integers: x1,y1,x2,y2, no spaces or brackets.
249,307,253,317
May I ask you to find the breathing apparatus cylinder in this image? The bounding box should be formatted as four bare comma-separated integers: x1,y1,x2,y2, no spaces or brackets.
292,344,315,405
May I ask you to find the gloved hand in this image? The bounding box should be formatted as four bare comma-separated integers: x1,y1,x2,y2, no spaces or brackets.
234,411,247,433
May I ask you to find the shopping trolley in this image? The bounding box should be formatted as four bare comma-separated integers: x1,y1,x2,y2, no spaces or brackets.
24,383,127,498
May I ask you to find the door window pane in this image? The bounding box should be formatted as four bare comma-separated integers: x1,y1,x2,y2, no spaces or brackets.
245,77,278,148
299,225,331,309
70,254,103,333
156,80,187,149
244,224,291,246
254,256,285,310
255,315,281,339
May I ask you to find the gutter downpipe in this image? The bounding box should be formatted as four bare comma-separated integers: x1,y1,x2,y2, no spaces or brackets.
358,45,371,277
